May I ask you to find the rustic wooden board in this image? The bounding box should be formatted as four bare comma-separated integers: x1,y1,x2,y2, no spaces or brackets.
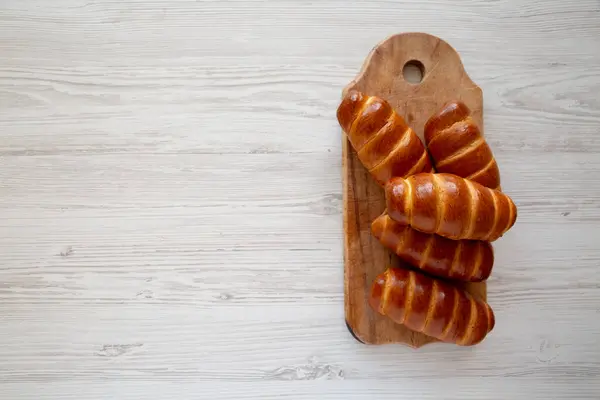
342,32,486,347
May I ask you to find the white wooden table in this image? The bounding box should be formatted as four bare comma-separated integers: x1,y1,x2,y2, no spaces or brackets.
1,1,599,398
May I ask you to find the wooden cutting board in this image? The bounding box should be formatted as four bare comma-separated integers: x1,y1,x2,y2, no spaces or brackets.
342,32,486,347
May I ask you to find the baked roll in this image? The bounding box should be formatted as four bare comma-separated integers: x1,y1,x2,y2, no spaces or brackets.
424,101,500,190
337,90,433,185
372,213,494,282
385,173,517,241
370,267,495,346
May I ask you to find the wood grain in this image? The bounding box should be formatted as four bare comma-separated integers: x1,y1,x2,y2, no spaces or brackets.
1,0,600,399
342,32,487,347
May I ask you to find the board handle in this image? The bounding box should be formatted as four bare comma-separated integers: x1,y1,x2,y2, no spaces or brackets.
342,32,482,139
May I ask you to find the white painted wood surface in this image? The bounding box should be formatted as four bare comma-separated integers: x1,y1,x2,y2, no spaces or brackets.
1,0,599,398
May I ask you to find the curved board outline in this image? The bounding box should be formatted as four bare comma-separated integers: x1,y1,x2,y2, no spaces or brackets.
341,32,486,348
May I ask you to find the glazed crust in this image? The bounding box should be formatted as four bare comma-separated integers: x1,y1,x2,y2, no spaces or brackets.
424,101,500,190
369,267,495,346
385,173,517,241
337,90,433,185
371,213,494,282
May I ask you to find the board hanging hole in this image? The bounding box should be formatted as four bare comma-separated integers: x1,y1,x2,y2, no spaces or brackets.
402,60,425,84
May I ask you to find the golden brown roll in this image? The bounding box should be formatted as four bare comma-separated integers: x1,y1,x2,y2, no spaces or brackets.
385,173,517,241
336,90,433,185
424,101,500,190
369,267,495,346
371,213,494,282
